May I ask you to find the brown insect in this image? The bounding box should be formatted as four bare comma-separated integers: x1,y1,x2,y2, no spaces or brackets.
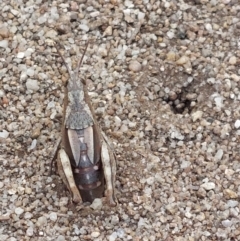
53,42,117,206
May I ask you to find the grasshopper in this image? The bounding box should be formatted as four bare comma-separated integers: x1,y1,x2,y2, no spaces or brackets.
53,42,117,206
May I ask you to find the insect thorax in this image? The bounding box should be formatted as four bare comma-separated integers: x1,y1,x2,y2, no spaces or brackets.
66,88,94,129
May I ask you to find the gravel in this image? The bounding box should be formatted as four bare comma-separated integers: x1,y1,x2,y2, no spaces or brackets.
1,0,240,240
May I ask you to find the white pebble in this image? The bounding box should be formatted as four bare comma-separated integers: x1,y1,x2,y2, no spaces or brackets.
45,29,57,38
15,207,24,215
56,235,65,241
114,116,122,126
0,40,8,48
146,177,154,185
129,122,136,128
227,200,238,208
38,15,47,24
11,9,20,16
90,11,100,17
47,101,55,109
207,77,215,84
214,149,223,161
26,227,34,236
10,26,18,34
229,207,238,217
91,231,100,238
221,219,232,227
180,160,191,169
191,110,203,122
25,48,35,57
205,23,213,32
120,124,128,133
138,12,145,20
8,189,17,195
17,52,25,58
108,232,117,241
24,212,33,219
224,110,231,116
50,6,59,20
36,216,47,226
79,24,89,32
185,211,192,218
234,120,240,129
138,217,146,228
170,130,184,140
212,94,223,108
167,30,175,39
129,60,142,72
0,182,4,188
103,26,112,36
25,187,32,194
26,68,35,77
201,182,215,190
49,212,58,222
98,47,108,57
0,130,9,139
176,56,189,65
28,139,37,151
116,228,125,238
0,89,5,97
26,79,39,91
90,198,102,210
229,56,237,65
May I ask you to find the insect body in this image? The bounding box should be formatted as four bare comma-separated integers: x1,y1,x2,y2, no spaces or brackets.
55,43,117,206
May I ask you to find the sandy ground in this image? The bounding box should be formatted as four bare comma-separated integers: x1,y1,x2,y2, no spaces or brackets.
1,0,240,240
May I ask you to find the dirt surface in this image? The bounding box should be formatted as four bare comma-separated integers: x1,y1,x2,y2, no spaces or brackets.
1,0,240,240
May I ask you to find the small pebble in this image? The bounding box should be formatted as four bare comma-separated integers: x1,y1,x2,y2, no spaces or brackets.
0,89,4,97
197,187,206,198
185,211,192,218
201,182,215,190
104,26,112,36
32,127,41,138
234,120,240,129
129,60,142,72
224,189,238,199
15,207,24,215
26,68,35,77
10,9,20,16
36,216,47,227
56,235,65,241
176,56,189,65
221,219,232,228
79,24,89,32
108,232,118,241
229,56,237,65
17,52,25,59
207,78,216,84
227,200,238,208
25,187,32,194
90,198,102,210
214,149,223,161
191,110,203,122
28,139,37,151
91,231,100,238
0,26,9,38
0,130,9,138
26,79,39,91
49,212,58,222
0,39,8,48
24,212,33,219
205,23,213,32
26,227,34,236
